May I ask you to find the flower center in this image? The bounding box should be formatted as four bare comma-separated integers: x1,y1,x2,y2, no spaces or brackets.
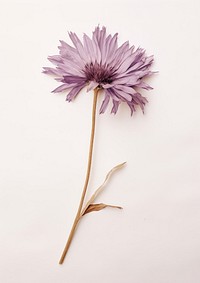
84,62,114,86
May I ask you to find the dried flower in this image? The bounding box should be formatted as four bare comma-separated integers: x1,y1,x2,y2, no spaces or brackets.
43,26,155,265
43,26,154,114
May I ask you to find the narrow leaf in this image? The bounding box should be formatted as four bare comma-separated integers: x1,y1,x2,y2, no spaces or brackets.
83,203,122,216
81,162,126,216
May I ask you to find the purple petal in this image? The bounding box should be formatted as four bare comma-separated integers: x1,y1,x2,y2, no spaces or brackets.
68,32,88,62
135,81,153,90
127,101,136,115
52,83,75,93
138,55,154,69
87,81,99,92
112,75,139,86
59,41,85,69
133,70,154,78
135,93,148,104
98,26,106,49
102,83,113,89
42,67,62,76
110,41,130,66
66,84,85,101
99,92,110,114
114,85,136,95
106,88,120,101
92,32,102,64
101,34,112,65
58,40,77,56
48,55,63,65
126,60,146,73
132,93,148,113
59,59,84,76
64,75,86,84
83,34,96,63
106,33,118,61
114,45,135,71
116,51,136,74
130,48,146,65
113,88,132,102
111,100,120,114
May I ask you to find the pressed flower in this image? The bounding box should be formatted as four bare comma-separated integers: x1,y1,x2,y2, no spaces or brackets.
43,26,154,115
43,26,155,265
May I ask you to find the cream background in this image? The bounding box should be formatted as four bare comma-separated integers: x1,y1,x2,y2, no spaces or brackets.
0,0,200,282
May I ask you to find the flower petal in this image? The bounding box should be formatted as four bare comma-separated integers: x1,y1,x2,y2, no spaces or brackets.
110,41,130,67
113,75,139,86
42,67,62,76
106,88,120,101
66,84,85,101
135,81,153,90
115,85,136,95
48,55,63,64
64,75,86,84
99,92,110,113
87,81,99,92
127,101,136,115
113,87,132,101
83,34,97,63
111,100,120,114
68,32,88,62
52,83,75,93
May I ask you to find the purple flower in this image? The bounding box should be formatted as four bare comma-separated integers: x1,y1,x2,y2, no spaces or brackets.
43,26,154,115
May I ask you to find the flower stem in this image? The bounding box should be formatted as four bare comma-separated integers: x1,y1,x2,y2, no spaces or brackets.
59,88,99,264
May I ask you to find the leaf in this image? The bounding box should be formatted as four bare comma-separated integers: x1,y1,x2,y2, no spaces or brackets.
83,203,122,216
81,162,126,216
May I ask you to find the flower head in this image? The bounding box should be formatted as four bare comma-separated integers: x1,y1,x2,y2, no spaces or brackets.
43,26,154,115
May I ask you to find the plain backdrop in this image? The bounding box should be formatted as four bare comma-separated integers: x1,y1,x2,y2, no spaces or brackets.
0,0,200,282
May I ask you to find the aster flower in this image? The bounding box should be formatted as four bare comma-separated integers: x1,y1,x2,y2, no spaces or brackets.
43,26,154,115
43,26,155,265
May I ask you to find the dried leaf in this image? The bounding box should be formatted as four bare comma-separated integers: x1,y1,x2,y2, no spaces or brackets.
83,203,122,216
81,162,126,216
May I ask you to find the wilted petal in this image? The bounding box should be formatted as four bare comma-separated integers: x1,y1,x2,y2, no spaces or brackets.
135,81,153,90
139,55,154,69
52,83,75,93
92,32,102,64
111,100,120,114
106,88,120,101
114,85,136,95
66,84,85,101
99,92,110,113
132,93,148,113
111,41,130,66
131,48,146,65
112,87,133,102
48,55,63,64
43,67,62,76
58,40,77,55
102,83,114,89
116,52,137,74
83,34,97,63
134,70,154,78
98,26,106,49
111,75,138,86
68,32,88,62
101,34,112,65
106,33,118,64
87,81,99,92
127,101,136,116
64,75,86,84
